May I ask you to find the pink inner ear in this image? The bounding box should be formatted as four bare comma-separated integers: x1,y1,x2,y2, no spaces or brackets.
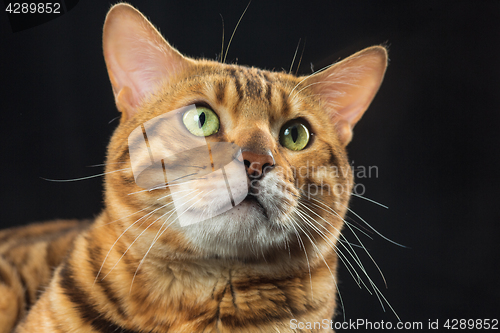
103,4,190,117
303,47,388,144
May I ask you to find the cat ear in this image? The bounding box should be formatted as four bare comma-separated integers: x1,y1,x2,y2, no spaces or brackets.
302,46,388,145
103,4,192,120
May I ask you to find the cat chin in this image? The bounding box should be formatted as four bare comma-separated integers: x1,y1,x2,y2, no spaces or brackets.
178,199,292,259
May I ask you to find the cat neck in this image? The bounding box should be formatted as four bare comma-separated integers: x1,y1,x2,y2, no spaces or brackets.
95,208,332,276
59,213,338,331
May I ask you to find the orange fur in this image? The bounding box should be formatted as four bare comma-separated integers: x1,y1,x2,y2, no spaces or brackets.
2,3,387,332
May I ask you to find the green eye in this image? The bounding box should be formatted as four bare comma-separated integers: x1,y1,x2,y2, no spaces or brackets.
280,121,310,151
182,106,220,137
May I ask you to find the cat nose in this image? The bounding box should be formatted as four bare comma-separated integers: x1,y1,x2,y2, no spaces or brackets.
242,150,275,179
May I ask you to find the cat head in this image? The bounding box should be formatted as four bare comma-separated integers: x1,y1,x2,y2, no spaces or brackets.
101,4,387,262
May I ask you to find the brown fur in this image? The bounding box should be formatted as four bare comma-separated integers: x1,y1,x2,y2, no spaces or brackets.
0,220,90,333
1,3,387,332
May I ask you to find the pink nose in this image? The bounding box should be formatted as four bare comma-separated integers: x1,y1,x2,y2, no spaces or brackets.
241,150,275,178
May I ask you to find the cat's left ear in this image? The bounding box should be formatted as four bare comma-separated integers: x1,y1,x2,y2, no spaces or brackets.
303,46,388,145
103,4,193,120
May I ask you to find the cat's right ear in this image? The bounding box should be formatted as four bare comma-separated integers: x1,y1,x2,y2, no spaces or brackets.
103,4,192,121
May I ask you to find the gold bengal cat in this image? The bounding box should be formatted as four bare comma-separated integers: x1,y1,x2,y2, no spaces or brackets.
0,3,387,332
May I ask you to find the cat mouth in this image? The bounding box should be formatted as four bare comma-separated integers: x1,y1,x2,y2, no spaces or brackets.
240,194,268,219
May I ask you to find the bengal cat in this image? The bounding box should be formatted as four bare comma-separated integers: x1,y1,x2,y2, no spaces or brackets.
0,3,387,332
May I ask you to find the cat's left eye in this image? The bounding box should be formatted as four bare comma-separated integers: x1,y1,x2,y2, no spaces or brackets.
182,106,220,137
279,121,310,151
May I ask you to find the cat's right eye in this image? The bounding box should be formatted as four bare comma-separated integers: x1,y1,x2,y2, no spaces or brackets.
279,121,310,151
182,106,220,137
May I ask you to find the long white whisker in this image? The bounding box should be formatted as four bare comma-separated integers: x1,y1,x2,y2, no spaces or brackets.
97,204,156,228
351,192,389,209
98,189,201,283
156,188,196,201
145,173,200,191
298,197,370,270
127,179,199,197
310,197,401,320
288,218,312,295
86,162,127,167
344,204,406,248
296,202,365,289
93,201,173,285
41,167,131,182
129,189,216,293
306,198,377,288
292,212,346,321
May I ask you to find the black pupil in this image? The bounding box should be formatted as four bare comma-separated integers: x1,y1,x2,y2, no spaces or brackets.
291,126,299,142
198,112,206,128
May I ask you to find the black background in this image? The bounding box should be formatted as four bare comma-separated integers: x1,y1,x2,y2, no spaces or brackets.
1,0,499,328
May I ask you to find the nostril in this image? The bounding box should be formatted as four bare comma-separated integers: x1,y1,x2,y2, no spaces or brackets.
262,163,273,175
241,150,275,178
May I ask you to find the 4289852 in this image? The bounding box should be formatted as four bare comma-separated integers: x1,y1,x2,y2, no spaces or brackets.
5,2,61,14
444,319,498,330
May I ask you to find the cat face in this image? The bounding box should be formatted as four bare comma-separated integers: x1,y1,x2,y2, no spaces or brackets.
101,4,387,261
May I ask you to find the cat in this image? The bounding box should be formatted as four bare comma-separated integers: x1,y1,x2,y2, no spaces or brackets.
0,3,387,332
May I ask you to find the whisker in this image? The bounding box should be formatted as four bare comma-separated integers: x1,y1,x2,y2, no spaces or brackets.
86,162,127,167
289,38,301,74
156,188,195,201
41,167,131,182
292,213,346,321
351,192,389,209
97,204,156,228
309,197,401,319
127,181,196,197
146,172,200,191
296,202,364,288
338,240,366,249
94,200,174,284
127,176,200,196
129,189,216,293
287,62,336,99
294,38,306,76
305,198,377,282
302,196,391,305
342,203,406,248
219,13,225,62
289,80,359,106
286,216,313,299
108,115,120,124
223,0,251,63
298,196,368,255
98,188,201,283
103,188,202,285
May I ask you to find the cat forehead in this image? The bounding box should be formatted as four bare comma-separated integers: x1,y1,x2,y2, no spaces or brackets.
194,62,298,96
205,65,309,122
201,62,292,79
134,61,324,130
171,62,310,119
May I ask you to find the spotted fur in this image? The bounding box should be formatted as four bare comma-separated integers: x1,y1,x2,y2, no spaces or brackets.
1,3,387,332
